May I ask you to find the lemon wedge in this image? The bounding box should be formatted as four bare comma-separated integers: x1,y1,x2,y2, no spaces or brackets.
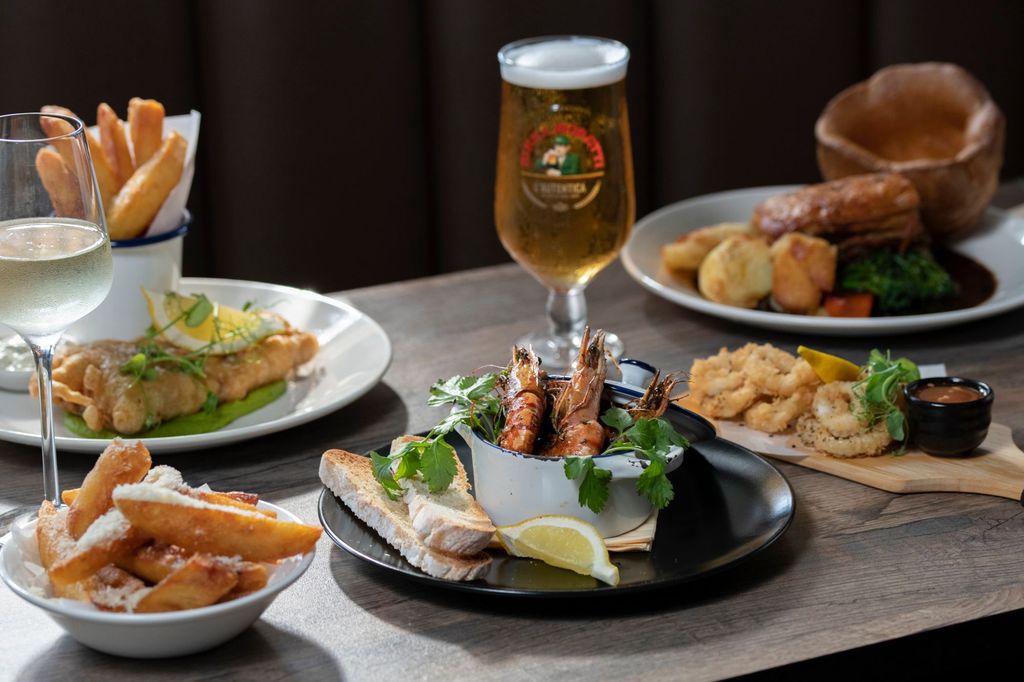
797,345,862,383
143,289,285,354
496,515,619,586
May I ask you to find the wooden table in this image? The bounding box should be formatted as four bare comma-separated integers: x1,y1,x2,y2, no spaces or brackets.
1,259,1023,681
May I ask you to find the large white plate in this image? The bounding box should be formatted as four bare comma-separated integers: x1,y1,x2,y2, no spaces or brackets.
0,278,391,453
621,186,1024,335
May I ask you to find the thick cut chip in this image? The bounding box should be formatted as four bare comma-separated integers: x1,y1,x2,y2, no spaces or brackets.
97,102,135,185
40,105,119,207
113,483,321,562
48,509,149,586
67,438,151,539
133,554,238,613
220,562,269,602
127,98,165,167
106,131,185,239
116,542,190,583
35,147,85,218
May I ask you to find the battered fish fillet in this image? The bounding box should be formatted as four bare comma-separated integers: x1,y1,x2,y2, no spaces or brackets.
37,330,318,434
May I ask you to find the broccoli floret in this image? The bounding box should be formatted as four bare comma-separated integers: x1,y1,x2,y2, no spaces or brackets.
840,249,956,314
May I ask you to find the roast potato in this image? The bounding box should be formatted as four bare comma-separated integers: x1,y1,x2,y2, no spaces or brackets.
662,222,750,271
698,235,772,308
770,233,837,314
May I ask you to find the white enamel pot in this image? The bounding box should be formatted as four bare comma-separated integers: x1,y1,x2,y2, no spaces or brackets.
456,359,716,538
68,212,189,343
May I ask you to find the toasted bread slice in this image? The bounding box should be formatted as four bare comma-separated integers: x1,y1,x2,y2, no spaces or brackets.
319,449,491,581
389,435,495,555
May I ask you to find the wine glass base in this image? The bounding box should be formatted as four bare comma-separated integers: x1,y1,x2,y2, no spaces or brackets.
515,330,624,372
0,506,38,544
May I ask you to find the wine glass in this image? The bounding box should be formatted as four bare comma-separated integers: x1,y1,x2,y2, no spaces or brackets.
495,36,634,368
0,112,113,521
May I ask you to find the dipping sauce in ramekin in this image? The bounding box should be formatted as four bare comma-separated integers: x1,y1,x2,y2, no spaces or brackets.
904,377,993,457
915,383,984,404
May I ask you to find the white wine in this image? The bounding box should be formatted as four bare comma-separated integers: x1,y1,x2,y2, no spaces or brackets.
0,218,112,336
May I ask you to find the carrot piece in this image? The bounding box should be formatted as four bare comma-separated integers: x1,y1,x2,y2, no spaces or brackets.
824,293,874,317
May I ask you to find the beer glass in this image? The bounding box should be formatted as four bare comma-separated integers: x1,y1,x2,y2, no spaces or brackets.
495,36,634,367
0,113,113,513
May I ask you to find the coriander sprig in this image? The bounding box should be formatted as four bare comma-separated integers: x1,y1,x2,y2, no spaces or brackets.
370,373,505,500
564,407,689,513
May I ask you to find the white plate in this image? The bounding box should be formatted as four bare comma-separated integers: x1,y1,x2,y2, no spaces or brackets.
621,186,1024,335
0,278,391,453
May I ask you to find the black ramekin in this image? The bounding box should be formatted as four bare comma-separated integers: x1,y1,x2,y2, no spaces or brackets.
903,377,994,457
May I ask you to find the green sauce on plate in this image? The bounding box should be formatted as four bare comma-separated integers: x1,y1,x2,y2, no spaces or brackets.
63,380,287,439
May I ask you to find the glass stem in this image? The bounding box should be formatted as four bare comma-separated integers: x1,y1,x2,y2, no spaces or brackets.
546,288,587,352
27,334,61,506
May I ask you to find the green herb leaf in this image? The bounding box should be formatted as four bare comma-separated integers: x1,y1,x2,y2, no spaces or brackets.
563,456,592,481
592,411,687,511
636,459,674,509
201,391,218,414
185,294,214,328
853,349,918,449
600,407,633,434
392,442,422,480
563,457,612,513
418,437,458,493
428,374,498,406
425,373,504,443
431,405,471,437
369,451,403,500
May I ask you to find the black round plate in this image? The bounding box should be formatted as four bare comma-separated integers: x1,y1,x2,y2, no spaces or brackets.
319,407,795,597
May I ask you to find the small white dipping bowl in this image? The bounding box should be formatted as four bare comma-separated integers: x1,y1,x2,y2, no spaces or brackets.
457,375,700,538
0,499,315,658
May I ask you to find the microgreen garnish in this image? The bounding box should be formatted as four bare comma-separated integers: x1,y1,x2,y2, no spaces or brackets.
854,349,920,448
370,373,505,500
565,408,689,513
118,292,267,386
184,294,213,327
201,390,219,414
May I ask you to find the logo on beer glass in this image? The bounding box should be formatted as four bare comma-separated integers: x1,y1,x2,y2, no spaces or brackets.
520,123,605,212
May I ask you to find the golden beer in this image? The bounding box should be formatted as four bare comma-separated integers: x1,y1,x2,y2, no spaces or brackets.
495,36,633,364
495,79,634,291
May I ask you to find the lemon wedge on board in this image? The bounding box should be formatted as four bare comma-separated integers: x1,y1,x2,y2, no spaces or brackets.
143,289,285,354
496,515,620,586
797,345,861,383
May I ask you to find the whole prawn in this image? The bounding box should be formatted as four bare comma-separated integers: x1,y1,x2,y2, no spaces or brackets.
625,370,684,421
497,345,545,454
540,328,608,457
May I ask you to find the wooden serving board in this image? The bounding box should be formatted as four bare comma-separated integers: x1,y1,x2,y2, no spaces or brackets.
679,400,1024,503
721,421,1024,503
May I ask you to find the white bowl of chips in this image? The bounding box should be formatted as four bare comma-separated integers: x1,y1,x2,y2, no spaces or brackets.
0,500,315,659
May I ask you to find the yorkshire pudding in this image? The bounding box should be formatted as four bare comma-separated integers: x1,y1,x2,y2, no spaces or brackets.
816,62,1004,242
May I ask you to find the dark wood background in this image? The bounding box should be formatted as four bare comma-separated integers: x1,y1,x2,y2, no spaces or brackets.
2,0,1023,290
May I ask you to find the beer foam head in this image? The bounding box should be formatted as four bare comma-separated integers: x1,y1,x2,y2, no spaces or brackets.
499,36,629,89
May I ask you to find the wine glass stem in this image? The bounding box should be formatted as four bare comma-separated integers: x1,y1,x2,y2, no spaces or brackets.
547,288,587,348
28,335,61,505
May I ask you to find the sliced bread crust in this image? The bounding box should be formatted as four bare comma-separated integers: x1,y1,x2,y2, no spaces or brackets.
389,436,496,555
319,449,490,581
